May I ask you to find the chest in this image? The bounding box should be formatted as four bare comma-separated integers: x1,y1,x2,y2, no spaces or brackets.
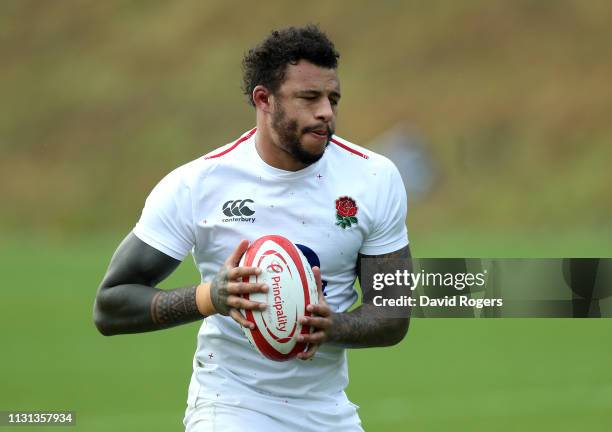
191,169,375,280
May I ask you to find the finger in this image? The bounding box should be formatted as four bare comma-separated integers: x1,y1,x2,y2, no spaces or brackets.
305,303,332,317
230,308,255,330
310,266,330,310
299,315,332,329
227,282,268,295
227,266,262,281
297,343,319,360
298,330,327,345
225,239,250,268
226,295,267,311
312,266,323,299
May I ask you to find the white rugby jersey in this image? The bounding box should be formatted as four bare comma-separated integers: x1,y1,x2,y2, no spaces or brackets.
133,128,408,400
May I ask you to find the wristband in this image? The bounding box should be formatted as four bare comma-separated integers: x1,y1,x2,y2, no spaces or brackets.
195,283,216,316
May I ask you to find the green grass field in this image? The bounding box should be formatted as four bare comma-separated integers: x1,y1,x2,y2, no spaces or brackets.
1,231,611,431
2,2,611,430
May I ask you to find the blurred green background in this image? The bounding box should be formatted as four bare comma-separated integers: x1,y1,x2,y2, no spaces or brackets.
1,1,611,431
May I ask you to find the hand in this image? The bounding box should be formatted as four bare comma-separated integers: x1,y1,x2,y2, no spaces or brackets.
296,266,333,360
209,240,268,329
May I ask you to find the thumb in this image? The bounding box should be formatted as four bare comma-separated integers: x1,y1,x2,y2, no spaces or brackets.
225,239,250,268
312,266,324,303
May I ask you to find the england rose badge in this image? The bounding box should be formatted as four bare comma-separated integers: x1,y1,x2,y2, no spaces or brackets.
335,196,358,229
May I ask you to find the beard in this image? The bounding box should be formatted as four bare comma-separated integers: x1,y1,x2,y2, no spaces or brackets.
271,103,333,166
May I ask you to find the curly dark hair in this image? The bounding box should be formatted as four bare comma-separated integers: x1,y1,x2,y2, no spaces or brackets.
242,25,340,106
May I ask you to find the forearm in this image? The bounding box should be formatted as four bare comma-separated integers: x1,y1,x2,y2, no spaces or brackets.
327,303,409,348
325,245,412,348
94,283,211,335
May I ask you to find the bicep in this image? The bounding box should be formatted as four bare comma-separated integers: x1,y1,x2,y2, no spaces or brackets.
100,232,182,289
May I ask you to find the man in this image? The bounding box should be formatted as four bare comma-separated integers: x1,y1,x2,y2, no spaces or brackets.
94,25,410,431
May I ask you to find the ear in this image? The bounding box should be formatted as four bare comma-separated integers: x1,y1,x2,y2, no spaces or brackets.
252,85,273,113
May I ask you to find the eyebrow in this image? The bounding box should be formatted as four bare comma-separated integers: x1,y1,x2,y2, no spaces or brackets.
296,89,342,99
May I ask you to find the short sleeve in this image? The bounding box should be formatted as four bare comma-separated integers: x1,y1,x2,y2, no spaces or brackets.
133,167,195,261
359,160,409,255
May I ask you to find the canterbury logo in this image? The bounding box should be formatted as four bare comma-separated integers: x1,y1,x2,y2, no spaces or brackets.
222,199,255,217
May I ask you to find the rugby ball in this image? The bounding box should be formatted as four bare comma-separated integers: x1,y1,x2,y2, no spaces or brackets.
239,235,318,361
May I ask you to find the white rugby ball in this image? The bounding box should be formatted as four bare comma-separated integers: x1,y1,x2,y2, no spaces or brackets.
239,235,318,361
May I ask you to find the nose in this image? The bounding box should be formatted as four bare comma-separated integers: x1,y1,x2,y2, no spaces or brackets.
315,98,334,123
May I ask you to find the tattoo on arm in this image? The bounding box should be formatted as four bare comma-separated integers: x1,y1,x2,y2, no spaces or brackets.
94,233,203,335
328,305,404,348
327,245,411,348
151,286,200,327
209,267,231,316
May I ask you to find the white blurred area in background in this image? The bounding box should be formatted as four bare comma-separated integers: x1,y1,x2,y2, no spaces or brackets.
370,123,436,202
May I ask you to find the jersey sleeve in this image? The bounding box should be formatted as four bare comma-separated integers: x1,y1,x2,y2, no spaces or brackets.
359,160,409,255
133,167,195,261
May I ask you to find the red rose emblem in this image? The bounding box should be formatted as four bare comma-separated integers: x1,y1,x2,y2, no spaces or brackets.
336,197,358,217
335,197,358,229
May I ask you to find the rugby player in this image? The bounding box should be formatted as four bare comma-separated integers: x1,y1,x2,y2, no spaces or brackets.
94,25,410,431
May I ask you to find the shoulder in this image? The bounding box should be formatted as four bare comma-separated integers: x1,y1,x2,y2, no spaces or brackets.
160,128,256,188
202,127,256,161
328,134,401,177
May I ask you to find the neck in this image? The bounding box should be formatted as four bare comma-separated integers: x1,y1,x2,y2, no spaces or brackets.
254,119,308,172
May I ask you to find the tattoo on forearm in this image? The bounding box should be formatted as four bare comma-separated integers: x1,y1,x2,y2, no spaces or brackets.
328,306,407,348
328,245,411,348
151,286,200,327
210,267,231,315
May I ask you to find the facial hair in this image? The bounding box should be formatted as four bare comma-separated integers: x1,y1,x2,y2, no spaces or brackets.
271,102,333,166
